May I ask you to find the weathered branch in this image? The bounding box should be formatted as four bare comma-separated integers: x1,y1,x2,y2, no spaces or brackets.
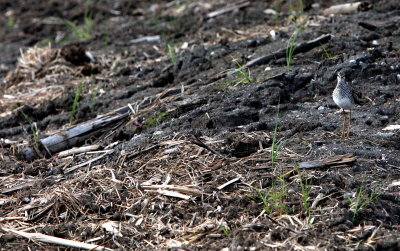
299,153,356,169
206,34,331,84
243,34,331,69
323,2,372,15
20,106,131,161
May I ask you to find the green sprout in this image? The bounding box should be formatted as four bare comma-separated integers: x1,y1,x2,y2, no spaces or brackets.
271,106,284,169
297,168,311,222
348,184,380,221
60,11,94,41
7,15,15,28
220,226,230,237
69,81,83,126
167,44,178,65
257,180,289,217
320,43,332,59
20,111,41,153
220,59,253,89
144,111,169,128
286,26,302,71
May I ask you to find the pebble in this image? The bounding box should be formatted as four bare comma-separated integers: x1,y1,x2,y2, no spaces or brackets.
163,147,179,155
21,197,30,203
375,132,396,138
153,131,163,136
343,193,355,198
287,189,295,195
318,106,325,111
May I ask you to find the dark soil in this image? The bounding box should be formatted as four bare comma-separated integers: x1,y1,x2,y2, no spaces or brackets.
1,0,400,250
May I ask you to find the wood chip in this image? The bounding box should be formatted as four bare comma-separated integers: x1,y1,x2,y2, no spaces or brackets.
299,154,356,169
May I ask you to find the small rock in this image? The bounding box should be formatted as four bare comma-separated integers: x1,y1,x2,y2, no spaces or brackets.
264,9,277,15
163,147,179,155
343,193,355,198
375,132,396,138
153,131,163,136
287,189,295,195
269,30,277,40
21,197,30,203
318,106,325,111
312,3,321,9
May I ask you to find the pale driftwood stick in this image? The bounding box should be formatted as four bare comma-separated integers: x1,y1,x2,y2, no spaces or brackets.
129,35,160,44
388,180,400,188
0,216,26,222
383,125,400,131
346,226,376,233
145,189,192,200
310,193,324,209
207,1,250,19
217,177,241,190
20,106,131,161
2,228,113,251
323,2,372,15
64,149,114,174
141,184,202,196
58,144,100,158
2,181,36,194
299,153,356,169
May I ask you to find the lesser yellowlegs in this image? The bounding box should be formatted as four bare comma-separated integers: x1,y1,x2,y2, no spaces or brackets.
332,70,356,139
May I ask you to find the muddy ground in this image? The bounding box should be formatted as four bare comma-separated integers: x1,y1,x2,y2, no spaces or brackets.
1,0,400,250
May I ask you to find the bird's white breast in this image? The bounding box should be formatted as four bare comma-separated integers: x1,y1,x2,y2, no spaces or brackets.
333,95,354,110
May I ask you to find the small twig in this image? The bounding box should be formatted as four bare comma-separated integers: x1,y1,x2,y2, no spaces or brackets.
58,145,100,158
207,1,250,19
141,184,202,196
1,181,36,194
217,177,241,190
126,144,160,159
64,150,114,174
189,135,220,155
146,189,192,200
2,228,113,251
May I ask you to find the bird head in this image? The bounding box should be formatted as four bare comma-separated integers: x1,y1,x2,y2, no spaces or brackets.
336,69,346,81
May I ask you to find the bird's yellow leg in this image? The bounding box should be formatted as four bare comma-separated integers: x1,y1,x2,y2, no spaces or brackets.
347,110,352,139
341,110,347,139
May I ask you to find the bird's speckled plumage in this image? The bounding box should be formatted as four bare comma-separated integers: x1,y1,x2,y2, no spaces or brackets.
332,71,355,110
